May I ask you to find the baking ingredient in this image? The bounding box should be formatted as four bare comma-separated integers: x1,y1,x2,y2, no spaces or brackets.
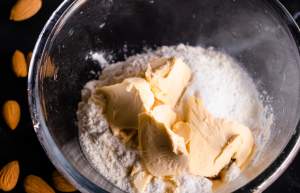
172,122,191,144
185,96,254,177
150,105,189,156
24,175,55,193
0,161,20,191
78,44,273,193
43,56,57,78
52,170,76,192
79,107,138,193
2,100,21,130
10,0,42,21
130,163,153,193
12,50,28,77
138,105,189,177
27,52,33,68
145,57,191,107
96,77,154,128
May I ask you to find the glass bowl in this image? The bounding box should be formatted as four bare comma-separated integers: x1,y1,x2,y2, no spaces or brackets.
28,0,300,192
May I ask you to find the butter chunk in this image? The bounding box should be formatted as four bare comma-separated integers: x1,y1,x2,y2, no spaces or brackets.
138,105,189,176
96,77,154,129
172,122,191,145
186,97,254,177
151,105,177,128
150,105,188,155
146,57,191,107
130,163,153,193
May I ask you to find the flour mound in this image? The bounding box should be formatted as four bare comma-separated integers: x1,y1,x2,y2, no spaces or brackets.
77,44,273,193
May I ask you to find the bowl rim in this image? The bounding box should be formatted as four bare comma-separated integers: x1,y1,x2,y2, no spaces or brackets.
28,0,300,193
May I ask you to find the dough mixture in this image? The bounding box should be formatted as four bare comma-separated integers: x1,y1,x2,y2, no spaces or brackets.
77,44,273,193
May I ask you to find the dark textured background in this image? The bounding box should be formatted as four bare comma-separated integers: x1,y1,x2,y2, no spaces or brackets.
0,0,299,192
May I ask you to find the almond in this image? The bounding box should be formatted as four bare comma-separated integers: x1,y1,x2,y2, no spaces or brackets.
43,56,56,78
52,170,76,192
10,0,42,21
24,175,55,193
12,50,28,77
27,52,33,68
0,161,20,191
2,100,21,130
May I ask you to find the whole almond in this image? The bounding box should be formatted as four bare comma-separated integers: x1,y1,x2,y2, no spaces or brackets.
2,100,21,130
24,175,55,193
0,161,20,191
27,52,33,68
52,170,76,192
10,0,42,21
12,50,28,77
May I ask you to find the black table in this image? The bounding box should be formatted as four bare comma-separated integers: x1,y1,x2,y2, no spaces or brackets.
0,0,299,192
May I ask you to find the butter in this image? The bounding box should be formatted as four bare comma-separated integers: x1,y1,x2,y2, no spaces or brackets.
185,97,254,177
223,120,254,168
163,176,178,193
150,105,188,155
96,77,154,128
138,105,189,176
110,125,137,144
151,105,177,128
172,122,191,145
95,56,254,184
145,57,191,107
130,163,153,193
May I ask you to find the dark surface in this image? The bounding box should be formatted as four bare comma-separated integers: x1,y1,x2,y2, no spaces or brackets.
0,0,299,193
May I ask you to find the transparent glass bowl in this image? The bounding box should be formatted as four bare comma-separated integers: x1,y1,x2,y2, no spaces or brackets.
28,0,300,192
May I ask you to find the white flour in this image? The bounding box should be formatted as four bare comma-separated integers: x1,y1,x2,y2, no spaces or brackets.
77,44,273,193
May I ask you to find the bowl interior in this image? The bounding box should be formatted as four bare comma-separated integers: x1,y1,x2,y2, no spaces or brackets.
30,0,300,192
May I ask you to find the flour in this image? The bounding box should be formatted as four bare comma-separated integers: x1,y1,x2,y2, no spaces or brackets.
77,44,273,193
86,51,110,69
